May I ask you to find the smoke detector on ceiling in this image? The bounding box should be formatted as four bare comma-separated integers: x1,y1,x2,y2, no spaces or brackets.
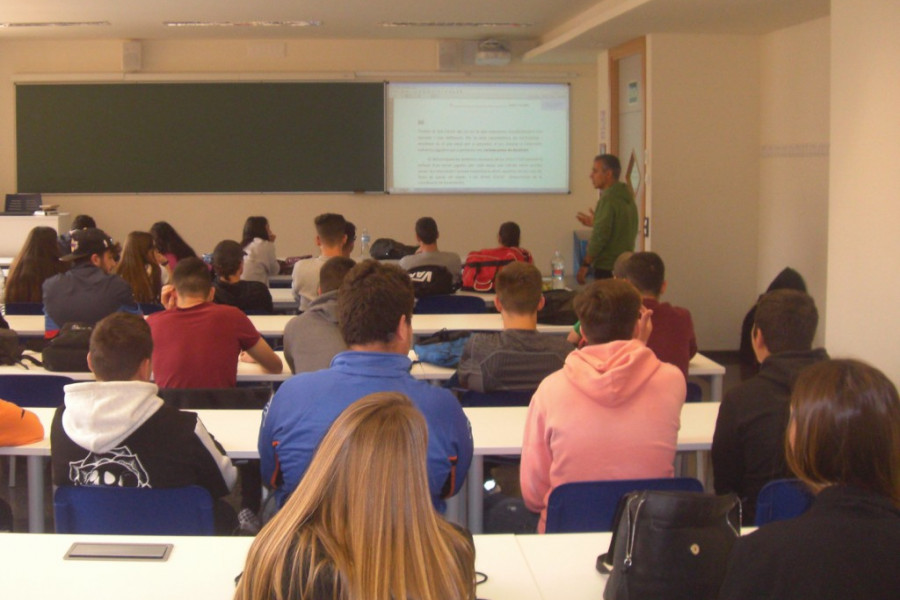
475,39,511,66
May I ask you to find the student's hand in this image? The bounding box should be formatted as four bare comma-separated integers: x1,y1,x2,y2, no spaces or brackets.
160,285,177,310
239,351,258,364
636,306,653,344
576,208,595,227
576,265,589,285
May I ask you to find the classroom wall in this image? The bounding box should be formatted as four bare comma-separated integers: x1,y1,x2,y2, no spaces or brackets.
645,34,761,350
758,17,830,346
826,0,900,383
0,38,597,277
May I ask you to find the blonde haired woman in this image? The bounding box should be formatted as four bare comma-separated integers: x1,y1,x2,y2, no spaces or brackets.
235,392,475,600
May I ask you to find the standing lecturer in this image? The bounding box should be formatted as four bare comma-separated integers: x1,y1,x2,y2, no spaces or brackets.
576,154,638,283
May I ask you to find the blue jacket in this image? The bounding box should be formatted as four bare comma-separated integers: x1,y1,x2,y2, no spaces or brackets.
259,351,473,511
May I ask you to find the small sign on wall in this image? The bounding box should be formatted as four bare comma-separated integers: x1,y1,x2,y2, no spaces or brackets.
627,81,639,105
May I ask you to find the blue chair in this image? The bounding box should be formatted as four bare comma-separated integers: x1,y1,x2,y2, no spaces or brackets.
0,374,74,407
139,302,165,315
545,477,705,533
414,294,486,314
755,478,814,526
4,302,44,315
54,485,216,535
458,389,535,407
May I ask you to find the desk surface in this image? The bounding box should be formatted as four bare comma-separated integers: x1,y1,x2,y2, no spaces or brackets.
1,532,540,600
11,402,720,461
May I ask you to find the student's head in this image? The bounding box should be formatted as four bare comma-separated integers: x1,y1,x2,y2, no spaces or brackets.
241,216,271,248
150,221,196,260
314,213,348,248
611,251,633,279
338,260,414,348
787,359,900,506
88,313,153,382
623,251,665,297
62,228,118,273
498,221,521,248
753,289,818,355
172,256,212,299
574,279,642,345
5,226,67,303
114,231,162,303
70,214,96,231
211,240,244,279
414,217,439,245
318,256,356,294
342,221,357,257
235,392,475,600
495,262,543,316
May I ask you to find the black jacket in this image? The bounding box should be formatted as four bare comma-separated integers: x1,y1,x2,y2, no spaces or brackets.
712,348,828,523
719,485,900,600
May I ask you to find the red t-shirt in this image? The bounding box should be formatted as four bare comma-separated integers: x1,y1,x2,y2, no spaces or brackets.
643,297,698,378
147,303,261,389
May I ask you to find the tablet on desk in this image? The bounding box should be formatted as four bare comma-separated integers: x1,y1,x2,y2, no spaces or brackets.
64,542,173,561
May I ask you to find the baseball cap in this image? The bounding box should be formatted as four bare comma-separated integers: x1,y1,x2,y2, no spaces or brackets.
61,227,115,261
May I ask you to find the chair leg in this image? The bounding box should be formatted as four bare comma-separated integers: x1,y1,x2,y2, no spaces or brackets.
8,457,16,487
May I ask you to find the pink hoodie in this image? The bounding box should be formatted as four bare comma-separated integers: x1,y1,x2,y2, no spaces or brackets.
520,338,686,532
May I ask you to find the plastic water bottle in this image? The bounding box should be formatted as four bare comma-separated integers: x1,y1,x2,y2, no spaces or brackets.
359,227,371,258
551,250,565,289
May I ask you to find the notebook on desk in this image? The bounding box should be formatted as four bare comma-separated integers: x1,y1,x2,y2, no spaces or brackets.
3,193,42,215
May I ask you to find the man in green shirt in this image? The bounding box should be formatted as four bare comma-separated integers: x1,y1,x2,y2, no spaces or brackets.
576,154,638,283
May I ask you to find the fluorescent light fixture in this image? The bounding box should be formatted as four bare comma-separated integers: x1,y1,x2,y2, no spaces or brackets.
164,20,321,28
0,21,111,28
379,22,532,28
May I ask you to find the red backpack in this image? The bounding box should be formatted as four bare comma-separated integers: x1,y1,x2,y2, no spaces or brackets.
461,247,533,292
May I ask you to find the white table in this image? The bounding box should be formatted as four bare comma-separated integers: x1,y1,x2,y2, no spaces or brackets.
0,532,539,600
7,403,720,534
516,532,610,599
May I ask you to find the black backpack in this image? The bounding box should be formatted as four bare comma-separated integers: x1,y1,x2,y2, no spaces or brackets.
0,326,42,369
369,238,418,260
407,265,456,298
42,322,93,372
537,289,578,326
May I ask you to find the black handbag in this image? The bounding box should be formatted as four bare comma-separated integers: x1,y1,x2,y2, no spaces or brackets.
597,490,741,600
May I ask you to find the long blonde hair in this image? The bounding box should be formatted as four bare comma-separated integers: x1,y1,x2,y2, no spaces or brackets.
114,231,162,303
235,392,475,600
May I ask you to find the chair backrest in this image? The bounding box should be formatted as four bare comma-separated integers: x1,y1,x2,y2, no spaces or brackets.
54,485,215,535
457,389,535,407
414,294,486,314
157,384,272,410
0,374,74,407
545,477,705,533
4,302,45,315
755,478,814,526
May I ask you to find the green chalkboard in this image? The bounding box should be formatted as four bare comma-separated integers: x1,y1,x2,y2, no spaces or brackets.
16,82,385,193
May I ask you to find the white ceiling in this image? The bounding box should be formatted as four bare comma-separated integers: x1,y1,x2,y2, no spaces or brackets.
0,0,830,63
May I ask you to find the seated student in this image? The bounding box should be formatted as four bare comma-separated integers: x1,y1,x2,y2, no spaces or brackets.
713,289,828,524
291,213,350,311
150,221,197,280
114,231,164,304
719,359,900,600
42,228,140,336
236,392,475,600
496,221,533,263
283,256,354,374
456,262,574,392
260,260,472,511
147,257,282,389
342,220,356,257
57,214,95,257
211,240,274,314
240,216,280,285
520,279,685,532
622,251,697,378
50,313,238,533
5,225,68,304
399,216,462,286
0,399,43,446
